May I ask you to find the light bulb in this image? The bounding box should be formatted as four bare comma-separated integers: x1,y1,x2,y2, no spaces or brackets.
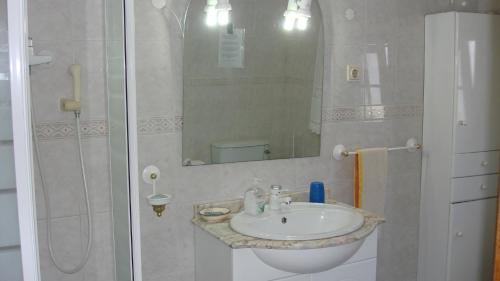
296,16,308,30
283,15,295,31
205,7,218,27
217,10,230,26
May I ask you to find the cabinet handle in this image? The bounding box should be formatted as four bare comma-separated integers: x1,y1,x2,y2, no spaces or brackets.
458,120,467,126
480,184,488,190
456,232,463,237
481,161,489,167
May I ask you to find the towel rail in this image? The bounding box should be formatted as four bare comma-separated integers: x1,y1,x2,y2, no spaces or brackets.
333,138,421,160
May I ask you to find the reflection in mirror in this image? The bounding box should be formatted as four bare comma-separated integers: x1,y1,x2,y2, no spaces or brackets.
182,0,323,166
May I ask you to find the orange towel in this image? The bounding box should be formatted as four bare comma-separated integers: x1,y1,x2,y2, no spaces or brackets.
354,153,362,208
353,148,388,215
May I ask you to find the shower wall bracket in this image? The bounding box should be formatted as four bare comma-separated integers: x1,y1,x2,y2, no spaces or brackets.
60,98,81,112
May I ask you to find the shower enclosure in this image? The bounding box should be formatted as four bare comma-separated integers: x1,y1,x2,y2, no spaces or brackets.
6,0,137,280
1,0,24,279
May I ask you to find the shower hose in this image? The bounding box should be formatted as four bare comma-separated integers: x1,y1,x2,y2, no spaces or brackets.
32,111,92,274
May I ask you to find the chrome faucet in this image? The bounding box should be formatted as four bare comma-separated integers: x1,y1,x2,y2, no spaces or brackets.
268,185,292,211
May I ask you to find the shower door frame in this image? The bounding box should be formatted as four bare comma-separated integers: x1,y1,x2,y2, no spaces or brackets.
7,0,41,280
124,0,143,280
7,0,144,280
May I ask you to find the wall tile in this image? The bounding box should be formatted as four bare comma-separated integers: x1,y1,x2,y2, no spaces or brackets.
37,216,85,281
330,0,366,46
366,0,399,45
71,0,105,41
331,45,366,106
34,139,86,218
80,138,111,214
478,0,500,12
73,40,105,76
453,0,479,11
82,212,115,281
364,43,397,105
28,0,72,41
394,45,424,105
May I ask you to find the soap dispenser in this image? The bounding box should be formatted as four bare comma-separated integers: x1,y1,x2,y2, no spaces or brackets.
243,178,265,216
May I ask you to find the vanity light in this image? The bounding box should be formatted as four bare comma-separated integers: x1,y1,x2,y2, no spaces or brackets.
205,0,232,27
283,0,298,31
216,0,232,26
283,0,311,31
296,16,308,30
205,0,218,27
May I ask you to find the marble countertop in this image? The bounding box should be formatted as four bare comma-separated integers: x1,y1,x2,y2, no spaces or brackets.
192,192,385,250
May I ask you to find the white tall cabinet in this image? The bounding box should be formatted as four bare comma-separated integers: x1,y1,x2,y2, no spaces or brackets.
419,12,500,281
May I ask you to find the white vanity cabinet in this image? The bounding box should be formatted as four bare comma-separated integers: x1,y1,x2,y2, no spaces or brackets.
447,198,497,281
419,12,500,281
194,227,379,281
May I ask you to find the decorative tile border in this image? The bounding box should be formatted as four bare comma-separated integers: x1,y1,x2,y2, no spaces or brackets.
184,76,312,87
36,120,108,141
137,116,183,135
35,105,422,140
323,105,422,123
322,107,363,122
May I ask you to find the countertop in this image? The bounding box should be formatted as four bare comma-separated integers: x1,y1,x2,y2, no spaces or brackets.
192,192,385,250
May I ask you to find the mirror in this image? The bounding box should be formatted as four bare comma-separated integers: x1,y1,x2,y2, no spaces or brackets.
182,0,323,166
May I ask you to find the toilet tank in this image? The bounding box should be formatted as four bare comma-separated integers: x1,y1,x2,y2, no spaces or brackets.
211,140,270,164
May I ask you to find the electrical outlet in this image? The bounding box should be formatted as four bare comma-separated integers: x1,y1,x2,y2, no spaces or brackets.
347,65,361,81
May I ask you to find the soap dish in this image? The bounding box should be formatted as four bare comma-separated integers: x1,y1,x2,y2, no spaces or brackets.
199,207,231,223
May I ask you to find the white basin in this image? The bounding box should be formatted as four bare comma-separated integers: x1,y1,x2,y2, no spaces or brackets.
230,202,364,240
230,202,366,273
252,240,364,274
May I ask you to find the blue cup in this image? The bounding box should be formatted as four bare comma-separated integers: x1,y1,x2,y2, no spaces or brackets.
309,182,325,203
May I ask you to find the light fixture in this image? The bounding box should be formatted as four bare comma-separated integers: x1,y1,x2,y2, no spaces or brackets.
283,0,311,31
205,0,232,27
283,15,296,31
296,16,308,30
216,0,232,26
283,0,298,31
205,0,218,27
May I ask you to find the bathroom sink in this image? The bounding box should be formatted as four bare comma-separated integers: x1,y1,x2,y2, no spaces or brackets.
230,202,366,273
230,202,364,241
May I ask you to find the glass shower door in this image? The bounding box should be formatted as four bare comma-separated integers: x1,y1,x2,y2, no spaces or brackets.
106,0,133,280
0,0,24,279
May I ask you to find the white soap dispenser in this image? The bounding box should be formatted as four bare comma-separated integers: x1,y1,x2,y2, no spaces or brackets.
243,178,265,216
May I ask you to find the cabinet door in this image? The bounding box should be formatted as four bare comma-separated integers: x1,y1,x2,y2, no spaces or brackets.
275,275,311,281
313,259,376,281
448,198,497,281
453,13,500,153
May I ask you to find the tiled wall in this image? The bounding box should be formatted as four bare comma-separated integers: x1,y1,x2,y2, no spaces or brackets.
27,0,500,280
27,0,115,280
134,0,500,281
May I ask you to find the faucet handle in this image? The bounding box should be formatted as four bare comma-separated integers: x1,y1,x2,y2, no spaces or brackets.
281,196,292,205
270,185,282,195
271,185,282,191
